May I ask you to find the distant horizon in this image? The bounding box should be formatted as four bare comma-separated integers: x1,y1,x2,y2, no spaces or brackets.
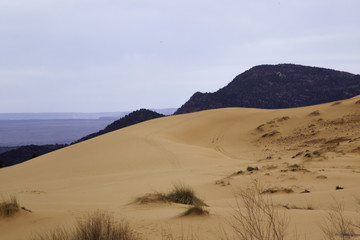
0,108,177,120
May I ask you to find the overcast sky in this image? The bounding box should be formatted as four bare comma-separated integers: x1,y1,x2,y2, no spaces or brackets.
1,0,359,113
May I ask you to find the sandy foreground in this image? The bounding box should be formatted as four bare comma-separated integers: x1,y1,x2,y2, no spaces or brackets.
1,97,360,239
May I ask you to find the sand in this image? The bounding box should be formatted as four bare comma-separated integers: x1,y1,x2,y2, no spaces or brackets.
1,97,360,239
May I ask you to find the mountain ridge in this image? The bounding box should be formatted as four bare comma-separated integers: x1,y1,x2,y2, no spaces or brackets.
175,64,360,114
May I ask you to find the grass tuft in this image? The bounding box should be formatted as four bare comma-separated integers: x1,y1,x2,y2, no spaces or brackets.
135,183,207,207
166,183,207,206
31,210,141,240
134,193,168,204
0,195,20,217
182,205,209,216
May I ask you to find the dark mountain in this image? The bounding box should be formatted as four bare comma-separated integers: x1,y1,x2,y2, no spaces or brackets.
0,146,18,155
0,144,67,168
74,109,164,143
175,64,360,114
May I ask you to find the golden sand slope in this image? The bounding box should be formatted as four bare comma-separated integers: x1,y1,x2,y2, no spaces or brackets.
1,97,360,239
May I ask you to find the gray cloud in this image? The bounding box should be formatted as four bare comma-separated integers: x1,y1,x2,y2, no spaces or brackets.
1,0,359,112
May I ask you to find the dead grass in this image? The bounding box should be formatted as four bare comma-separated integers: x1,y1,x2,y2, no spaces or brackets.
135,183,207,206
227,180,290,240
261,187,294,194
0,195,19,217
282,199,314,211
31,210,141,240
321,199,360,240
309,110,320,116
182,205,209,217
134,193,168,204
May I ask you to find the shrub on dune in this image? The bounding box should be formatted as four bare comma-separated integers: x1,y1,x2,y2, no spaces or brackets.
227,180,290,240
182,205,209,216
0,195,19,217
31,210,141,240
135,183,207,207
166,183,207,206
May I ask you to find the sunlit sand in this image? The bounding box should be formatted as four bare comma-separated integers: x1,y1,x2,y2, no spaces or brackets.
1,96,360,239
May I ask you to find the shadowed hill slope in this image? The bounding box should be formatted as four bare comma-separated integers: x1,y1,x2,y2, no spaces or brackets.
0,144,67,168
74,109,164,143
175,64,360,114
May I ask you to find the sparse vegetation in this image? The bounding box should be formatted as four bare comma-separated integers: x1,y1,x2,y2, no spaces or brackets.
215,179,231,186
263,165,278,170
247,166,259,172
31,210,141,240
135,183,207,206
0,195,20,217
182,205,209,216
256,124,265,131
166,183,206,206
262,187,294,194
278,116,290,122
262,130,280,138
316,175,328,179
292,151,304,159
282,199,314,210
309,110,320,116
134,193,168,204
228,180,290,240
321,199,360,240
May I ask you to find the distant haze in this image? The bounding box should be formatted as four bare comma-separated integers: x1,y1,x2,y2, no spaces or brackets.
0,108,176,120
0,1,359,113
0,108,176,146
0,119,113,146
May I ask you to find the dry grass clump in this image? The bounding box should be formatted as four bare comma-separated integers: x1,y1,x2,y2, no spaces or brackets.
135,183,207,206
261,187,294,194
332,101,342,106
31,210,141,240
167,183,206,206
227,180,290,240
32,227,71,240
281,199,314,210
309,110,320,116
134,193,168,204
0,195,20,217
182,205,209,217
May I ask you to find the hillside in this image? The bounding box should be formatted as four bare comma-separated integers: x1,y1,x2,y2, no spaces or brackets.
0,144,67,168
1,96,360,239
175,64,360,114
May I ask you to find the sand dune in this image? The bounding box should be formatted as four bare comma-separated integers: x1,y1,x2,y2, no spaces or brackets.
1,97,360,239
